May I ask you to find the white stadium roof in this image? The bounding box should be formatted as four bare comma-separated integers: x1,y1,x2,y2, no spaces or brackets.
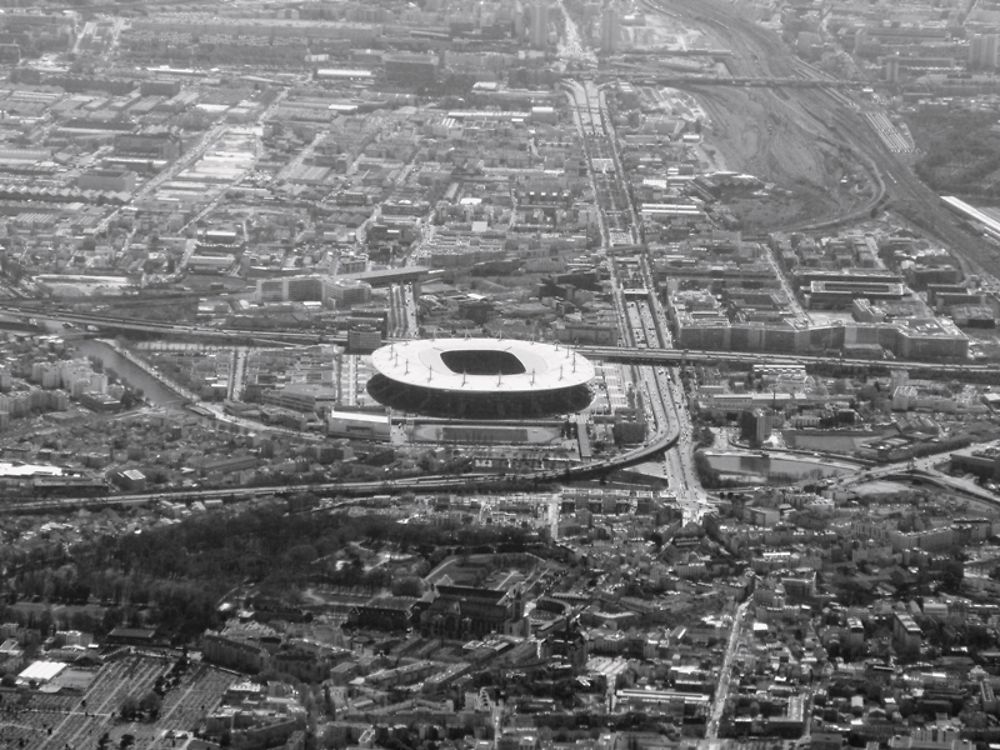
370,338,594,394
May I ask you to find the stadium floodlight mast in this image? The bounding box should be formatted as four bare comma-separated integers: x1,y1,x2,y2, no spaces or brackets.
366,338,596,420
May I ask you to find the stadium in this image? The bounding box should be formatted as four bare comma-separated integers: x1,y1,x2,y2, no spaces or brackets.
367,338,595,420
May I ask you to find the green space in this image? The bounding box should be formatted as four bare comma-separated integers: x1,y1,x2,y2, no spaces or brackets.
909,109,1000,198
4,505,539,644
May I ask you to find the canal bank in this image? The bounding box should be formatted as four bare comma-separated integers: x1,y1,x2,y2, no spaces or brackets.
699,450,863,485
73,338,189,407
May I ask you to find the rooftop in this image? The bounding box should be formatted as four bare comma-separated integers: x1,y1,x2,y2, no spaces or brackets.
370,338,594,394
18,660,67,685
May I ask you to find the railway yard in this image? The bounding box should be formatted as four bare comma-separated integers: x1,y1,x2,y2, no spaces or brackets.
0,0,999,746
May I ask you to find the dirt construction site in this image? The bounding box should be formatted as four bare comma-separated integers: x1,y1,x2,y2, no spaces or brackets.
640,0,884,231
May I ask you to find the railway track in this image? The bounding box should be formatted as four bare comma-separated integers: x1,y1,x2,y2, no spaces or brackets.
641,0,1000,288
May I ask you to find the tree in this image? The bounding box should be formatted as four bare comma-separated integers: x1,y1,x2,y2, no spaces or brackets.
939,560,964,592
960,708,989,730
284,544,318,568
120,696,139,721
390,576,424,597
139,691,162,719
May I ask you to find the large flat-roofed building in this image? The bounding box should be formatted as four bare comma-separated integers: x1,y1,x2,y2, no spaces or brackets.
262,385,338,415
76,168,137,193
384,53,438,86
367,338,594,420
256,276,328,304
671,304,969,361
950,442,1000,480
807,280,907,309
614,688,711,714
113,130,182,160
888,726,973,750
327,410,390,440
894,317,969,360
792,268,904,289
315,68,374,82
17,660,67,687
347,325,382,354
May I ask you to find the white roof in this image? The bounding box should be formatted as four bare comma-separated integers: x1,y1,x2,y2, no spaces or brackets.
316,68,373,78
18,660,67,684
0,462,63,477
370,338,594,394
942,195,1000,238
328,410,389,424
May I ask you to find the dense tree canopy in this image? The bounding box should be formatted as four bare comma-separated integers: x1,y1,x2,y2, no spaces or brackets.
5,505,540,642
911,109,1000,197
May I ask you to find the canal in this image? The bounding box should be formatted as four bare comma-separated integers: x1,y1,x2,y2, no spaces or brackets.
73,338,187,407
700,451,861,485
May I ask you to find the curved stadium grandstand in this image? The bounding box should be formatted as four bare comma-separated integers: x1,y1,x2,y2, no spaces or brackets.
366,338,594,420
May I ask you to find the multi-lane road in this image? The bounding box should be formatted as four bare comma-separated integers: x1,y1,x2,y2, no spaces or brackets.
815,444,1000,505
566,73,712,521
7,0,1000,525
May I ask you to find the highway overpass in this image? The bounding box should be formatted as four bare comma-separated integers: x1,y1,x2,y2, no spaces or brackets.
575,345,998,378
0,305,995,378
594,74,876,90
0,305,340,346
0,417,678,516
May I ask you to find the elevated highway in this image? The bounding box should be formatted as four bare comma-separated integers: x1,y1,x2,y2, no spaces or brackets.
1,301,994,378
574,345,997,378
0,423,680,516
595,73,876,90
0,304,337,346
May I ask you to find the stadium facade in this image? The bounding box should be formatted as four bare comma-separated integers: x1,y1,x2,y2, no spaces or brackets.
367,338,594,420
